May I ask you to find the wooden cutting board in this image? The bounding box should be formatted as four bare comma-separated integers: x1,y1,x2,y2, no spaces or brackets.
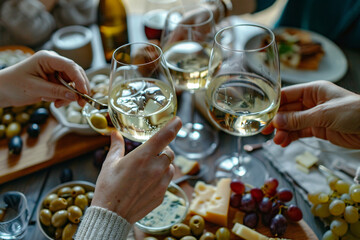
0,116,110,184
134,180,319,240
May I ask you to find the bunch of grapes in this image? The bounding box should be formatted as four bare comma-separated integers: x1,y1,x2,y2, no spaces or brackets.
229,178,303,237
308,176,360,240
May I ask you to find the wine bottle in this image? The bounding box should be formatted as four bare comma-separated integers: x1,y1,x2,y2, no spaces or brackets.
98,0,129,62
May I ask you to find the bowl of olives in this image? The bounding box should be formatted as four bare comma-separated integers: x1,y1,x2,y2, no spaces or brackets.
36,181,95,240
135,182,189,235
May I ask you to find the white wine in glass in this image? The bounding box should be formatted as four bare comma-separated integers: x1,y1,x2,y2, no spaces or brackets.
206,24,281,186
109,42,177,142
161,5,220,159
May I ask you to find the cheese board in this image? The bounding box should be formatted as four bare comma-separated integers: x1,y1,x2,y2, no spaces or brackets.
0,115,110,184
134,178,319,240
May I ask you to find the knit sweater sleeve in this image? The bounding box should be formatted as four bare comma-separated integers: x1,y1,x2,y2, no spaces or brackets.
75,206,132,240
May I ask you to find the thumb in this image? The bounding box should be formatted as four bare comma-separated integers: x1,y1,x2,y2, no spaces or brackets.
108,131,125,158
273,108,320,131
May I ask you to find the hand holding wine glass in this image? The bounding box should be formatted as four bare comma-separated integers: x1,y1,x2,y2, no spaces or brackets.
206,24,281,185
109,42,177,142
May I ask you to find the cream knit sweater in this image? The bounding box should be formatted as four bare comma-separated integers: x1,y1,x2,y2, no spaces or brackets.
75,206,132,240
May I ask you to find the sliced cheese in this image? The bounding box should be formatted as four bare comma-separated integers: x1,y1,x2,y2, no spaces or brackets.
206,178,231,226
295,151,318,169
232,222,269,240
189,181,216,217
295,163,310,174
174,155,200,175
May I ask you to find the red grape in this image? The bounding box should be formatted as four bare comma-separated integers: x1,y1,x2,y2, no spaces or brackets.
243,212,258,229
270,214,288,237
277,188,293,202
250,188,264,203
239,193,256,213
285,205,303,222
230,180,246,194
259,197,272,213
263,178,279,197
230,193,242,208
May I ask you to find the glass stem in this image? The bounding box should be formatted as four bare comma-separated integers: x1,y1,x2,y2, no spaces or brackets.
189,90,196,127
234,136,246,177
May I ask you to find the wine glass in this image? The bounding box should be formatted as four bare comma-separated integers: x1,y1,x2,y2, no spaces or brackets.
206,24,281,186
143,0,182,40
161,4,219,159
108,42,177,142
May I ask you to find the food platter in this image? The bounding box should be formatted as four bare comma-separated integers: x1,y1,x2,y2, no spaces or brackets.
244,27,348,84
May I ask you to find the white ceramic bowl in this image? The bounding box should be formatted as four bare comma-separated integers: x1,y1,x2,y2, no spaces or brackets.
37,181,95,240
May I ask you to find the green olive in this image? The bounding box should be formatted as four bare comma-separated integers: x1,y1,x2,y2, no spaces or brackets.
71,186,85,197
0,124,5,138
144,237,158,240
43,225,56,238
199,232,216,240
189,215,205,236
180,237,197,240
215,227,230,240
51,210,68,228
5,122,21,138
170,223,191,238
62,223,78,240
164,237,176,240
15,112,30,124
39,209,52,226
54,227,63,240
74,194,88,211
2,113,13,125
86,191,94,204
67,205,83,224
57,187,72,198
49,198,68,212
43,193,58,208
66,197,74,206
90,113,108,129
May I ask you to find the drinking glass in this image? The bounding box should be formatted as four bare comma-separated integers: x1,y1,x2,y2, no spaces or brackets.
108,42,177,142
206,24,281,185
161,5,219,159
143,0,182,40
0,191,29,240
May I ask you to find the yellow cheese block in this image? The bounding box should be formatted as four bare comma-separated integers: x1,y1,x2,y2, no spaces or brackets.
174,155,200,175
206,178,231,226
232,222,269,240
295,151,318,169
189,181,216,217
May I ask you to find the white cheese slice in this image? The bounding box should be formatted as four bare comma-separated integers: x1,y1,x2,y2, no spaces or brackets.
295,151,318,169
232,223,269,240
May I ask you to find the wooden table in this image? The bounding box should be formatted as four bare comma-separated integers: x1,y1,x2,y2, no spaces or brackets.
1,14,359,240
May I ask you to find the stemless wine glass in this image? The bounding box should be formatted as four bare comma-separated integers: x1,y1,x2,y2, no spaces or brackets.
161,4,219,159
108,42,177,142
143,0,182,40
206,24,281,186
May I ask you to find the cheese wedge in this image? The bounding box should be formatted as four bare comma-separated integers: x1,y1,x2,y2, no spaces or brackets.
206,178,231,226
174,155,200,175
295,151,318,169
232,223,269,240
189,181,216,217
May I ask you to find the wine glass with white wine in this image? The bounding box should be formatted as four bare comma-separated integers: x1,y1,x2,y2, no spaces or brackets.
206,24,281,186
161,4,220,159
108,42,177,142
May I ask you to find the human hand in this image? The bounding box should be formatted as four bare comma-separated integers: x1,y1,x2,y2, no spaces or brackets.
91,116,182,224
0,50,90,108
262,80,360,149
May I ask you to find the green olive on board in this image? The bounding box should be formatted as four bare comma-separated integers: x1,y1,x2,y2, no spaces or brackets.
49,198,67,212
43,193,58,208
62,223,78,240
71,186,85,197
67,205,83,224
171,223,191,238
54,227,63,240
215,227,231,240
189,215,205,236
74,194,88,211
180,236,197,240
39,209,52,227
5,122,21,138
57,187,72,198
199,232,216,240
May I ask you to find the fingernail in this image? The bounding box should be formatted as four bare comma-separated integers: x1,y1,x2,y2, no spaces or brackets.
65,92,77,100
274,114,287,129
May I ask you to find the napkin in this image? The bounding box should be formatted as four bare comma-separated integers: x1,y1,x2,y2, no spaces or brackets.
263,137,360,197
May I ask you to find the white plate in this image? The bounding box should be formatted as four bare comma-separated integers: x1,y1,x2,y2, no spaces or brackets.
274,27,348,84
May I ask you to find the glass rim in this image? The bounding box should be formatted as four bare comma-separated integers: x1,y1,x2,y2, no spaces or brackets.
0,191,27,224
215,24,276,53
112,41,164,67
166,4,214,28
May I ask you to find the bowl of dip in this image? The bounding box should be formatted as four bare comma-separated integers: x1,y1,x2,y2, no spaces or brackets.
135,181,189,235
